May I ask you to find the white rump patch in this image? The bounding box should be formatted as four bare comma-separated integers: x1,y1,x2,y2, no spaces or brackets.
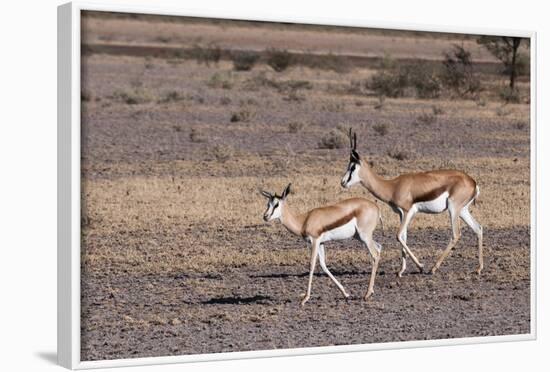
414,192,449,214
321,218,357,242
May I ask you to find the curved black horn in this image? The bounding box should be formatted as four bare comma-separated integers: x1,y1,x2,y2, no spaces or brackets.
353,132,357,150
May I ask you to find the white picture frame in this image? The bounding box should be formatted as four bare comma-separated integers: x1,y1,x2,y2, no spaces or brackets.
58,1,537,369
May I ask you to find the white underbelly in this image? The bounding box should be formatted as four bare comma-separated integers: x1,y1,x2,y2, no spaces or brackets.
414,192,449,214
320,218,357,242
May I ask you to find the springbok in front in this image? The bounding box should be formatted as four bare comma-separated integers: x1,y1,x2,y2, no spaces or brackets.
341,130,483,276
261,184,383,306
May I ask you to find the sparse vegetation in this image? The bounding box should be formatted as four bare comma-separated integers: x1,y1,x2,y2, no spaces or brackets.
232,51,260,71
267,49,292,72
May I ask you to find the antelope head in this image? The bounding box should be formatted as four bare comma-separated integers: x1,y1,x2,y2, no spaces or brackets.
341,129,362,188
260,183,291,222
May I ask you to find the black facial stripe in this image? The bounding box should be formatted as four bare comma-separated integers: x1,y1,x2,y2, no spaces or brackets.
346,163,355,184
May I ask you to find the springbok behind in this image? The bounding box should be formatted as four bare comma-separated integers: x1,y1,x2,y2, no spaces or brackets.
341,129,483,276
261,184,383,306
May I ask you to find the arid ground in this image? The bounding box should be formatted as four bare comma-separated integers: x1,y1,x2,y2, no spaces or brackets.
80,12,531,361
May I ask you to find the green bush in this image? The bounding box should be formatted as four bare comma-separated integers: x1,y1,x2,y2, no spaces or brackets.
440,45,482,97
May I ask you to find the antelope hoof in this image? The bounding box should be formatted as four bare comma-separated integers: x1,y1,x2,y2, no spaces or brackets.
476,266,483,275
418,264,425,274
300,294,310,306
343,292,351,299
430,266,439,275
364,291,374,301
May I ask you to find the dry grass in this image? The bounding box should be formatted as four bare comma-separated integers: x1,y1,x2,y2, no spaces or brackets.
82,153,529,277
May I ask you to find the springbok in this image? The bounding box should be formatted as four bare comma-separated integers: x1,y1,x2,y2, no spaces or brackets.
260,184,383,306
340,130,483,277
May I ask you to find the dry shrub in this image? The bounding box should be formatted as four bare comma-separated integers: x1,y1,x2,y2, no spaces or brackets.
81,90,92,102
158,90,186,104
499,87,521,103
211,144,234,162
189,128,207,143
321,101,345,112
308,53,351,73
207,72,234,89
288,121,305,133
232,51,260,71
407,64,442,99
413,112,437,126
189,44,221,66
373,122,388,136
432,105,444,115
267,49,292,72
368,64,441,99
283,90,306,102
514,121,528,130
219,96,231,105
230,109,254,122
367,69,408,98
111,88,152,105
387,146,409,161
374,95,386,110
318,129,348,149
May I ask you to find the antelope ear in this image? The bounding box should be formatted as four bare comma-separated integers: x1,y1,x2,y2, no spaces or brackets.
351,149,361,162
260,190,272,199
281,183,291,199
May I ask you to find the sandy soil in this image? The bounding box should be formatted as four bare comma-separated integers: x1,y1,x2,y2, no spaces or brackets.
80,15,531,362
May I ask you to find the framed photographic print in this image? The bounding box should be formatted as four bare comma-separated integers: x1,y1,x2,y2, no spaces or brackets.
58,1,536,369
